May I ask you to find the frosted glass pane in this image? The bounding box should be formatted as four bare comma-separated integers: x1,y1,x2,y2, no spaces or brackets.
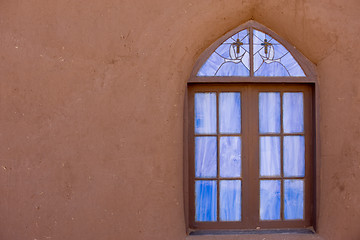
260,136,281,177
283,92,304,133
272,44,289,59
195,137,217,178
259,92,281,133
284,180,304,220
260,180,281,220
215,61,250,76
253,29,305,77
197,53,224,76
255,60,289,76
219,92,241,133
197,29,250,76
195,93,216,134
281,52,305,76
220,180,241,221
283,136,305,177
195,180,217,222
220,137,241,177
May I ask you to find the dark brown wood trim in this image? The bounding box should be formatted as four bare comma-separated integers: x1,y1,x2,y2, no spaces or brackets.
189,76,315,83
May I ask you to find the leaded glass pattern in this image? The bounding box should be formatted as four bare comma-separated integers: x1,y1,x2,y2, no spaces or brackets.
197,28,306,77
253,30,305,77
197,29,250,76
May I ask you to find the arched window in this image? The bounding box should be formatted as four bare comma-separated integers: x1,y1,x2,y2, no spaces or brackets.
185,20,317,233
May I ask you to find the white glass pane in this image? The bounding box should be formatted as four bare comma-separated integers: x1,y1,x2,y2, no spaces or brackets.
260,136,281,177
283,92,304,133
220,137,241,177
284,180,304,220
195,137,217,178
195,180,217,222
195,93,216,134
283,136,305,177
220,180,241,221
259,92,281,133
219,92,241,133
260,180,281,220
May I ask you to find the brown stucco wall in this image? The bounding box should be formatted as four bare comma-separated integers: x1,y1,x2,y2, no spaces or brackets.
0,0,359,240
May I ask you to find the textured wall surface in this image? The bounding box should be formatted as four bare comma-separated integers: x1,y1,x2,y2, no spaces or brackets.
0,0,359,239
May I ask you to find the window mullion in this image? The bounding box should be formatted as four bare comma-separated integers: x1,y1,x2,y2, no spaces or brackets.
216,91,220,222
249,27,254,77
280,91,284,221
241,86,260,228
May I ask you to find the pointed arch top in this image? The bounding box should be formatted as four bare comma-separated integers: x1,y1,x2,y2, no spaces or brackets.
189,20,317,82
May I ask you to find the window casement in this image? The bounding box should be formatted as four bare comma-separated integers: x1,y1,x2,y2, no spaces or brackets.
184,21,318,234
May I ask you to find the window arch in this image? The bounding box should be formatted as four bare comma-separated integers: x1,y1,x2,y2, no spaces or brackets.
185,20,318,234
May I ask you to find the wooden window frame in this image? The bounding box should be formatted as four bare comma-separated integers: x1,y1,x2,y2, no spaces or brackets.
184,20,319,234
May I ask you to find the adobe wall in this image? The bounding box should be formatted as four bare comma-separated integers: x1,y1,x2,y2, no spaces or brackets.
0,0,359,239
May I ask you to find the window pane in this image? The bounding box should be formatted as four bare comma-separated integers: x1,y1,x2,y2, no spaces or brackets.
260,180,281,220
253,29,305,77
283,136,305,177
260,136,281,177
195,93,216,134
220,137,241,177
197,29,250,76
220,180,241,221
195,137,217,178
219,92,241,133
283,92,304,133
195,180,217,222
284,180,304,220
259,92,281,133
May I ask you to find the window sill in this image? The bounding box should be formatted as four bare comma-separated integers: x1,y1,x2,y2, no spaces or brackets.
186,228,324,240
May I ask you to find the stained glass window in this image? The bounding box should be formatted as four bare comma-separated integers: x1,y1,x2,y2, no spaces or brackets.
197,29,250,76
253,30,305,77
188,21,316,233
197,29,305,77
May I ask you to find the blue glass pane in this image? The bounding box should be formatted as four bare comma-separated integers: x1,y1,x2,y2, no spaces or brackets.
220,137,241,177
215,43,231,59
195,93,216,134
272,44,289,59
283,136,305,177
259,92,281,133
281,52,305,76
253,29,273,44
260,136,281,177
283,92,304,133
195,180,217,222
255,60,289,76
215,61,250,76
197,29,250,76
253,29,305,77
284,180,304,220
220,180,241,221
195,137,217,178
197,53,224,76
219,92,241,133
260,180,281,220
